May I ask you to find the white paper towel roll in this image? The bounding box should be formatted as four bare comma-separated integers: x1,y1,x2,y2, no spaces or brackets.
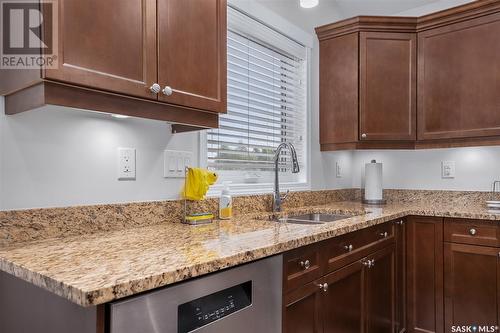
365,160,383,201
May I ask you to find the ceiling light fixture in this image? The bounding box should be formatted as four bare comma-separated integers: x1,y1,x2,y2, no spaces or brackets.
300,0,318,9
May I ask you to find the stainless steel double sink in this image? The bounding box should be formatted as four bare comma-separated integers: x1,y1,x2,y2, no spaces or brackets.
279,213,359,225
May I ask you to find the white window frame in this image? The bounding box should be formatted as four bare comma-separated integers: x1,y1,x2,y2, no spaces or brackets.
200,6,312,196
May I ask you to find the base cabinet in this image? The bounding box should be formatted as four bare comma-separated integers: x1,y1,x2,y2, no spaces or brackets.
322,261,365,333
444,242,500,331
284,282,322,333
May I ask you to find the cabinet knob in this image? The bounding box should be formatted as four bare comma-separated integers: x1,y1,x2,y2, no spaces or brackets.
149,83,161,94
361,133,367,139
395,220,404,225
380,231,388,238
344,244,354,252
162,86,173,96
370,259,375,267
299,260,311,270
469,228,477,236
318,283,328,292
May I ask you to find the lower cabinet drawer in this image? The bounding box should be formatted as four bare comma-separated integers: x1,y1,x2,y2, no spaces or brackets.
444,218,500,247
323,222,395,273
284,243,323,292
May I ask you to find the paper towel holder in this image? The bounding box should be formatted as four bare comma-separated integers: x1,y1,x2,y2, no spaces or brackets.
362,160,387,205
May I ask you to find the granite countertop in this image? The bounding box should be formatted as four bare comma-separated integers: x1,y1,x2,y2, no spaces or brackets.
0,200,499,307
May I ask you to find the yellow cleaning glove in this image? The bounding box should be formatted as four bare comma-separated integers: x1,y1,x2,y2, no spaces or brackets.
182,168,218,201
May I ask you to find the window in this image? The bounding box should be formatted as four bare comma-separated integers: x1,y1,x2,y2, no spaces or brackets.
204,7,309,190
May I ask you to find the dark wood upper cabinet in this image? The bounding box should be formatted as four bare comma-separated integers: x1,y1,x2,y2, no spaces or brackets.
406,216,444,333
157,0,227,113
319,32,359,149
0,0,226,130
44,0,158,100
360,32,416,141
316,1,500,150
443,242,499,332
417,12,500,141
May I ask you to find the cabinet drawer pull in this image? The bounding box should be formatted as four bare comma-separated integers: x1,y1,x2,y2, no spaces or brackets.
162,85,173,96
395,220,404,225
469,228,477,236
317,283,328,292
149,83,161,94
362,259,375,268
380,231,388,238
299,260,311,270
344,244,354,252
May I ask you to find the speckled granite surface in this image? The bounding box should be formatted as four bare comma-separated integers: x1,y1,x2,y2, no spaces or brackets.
0,189,499,307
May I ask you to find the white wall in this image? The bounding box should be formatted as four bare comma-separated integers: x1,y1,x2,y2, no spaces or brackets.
395,0,473,16
0,98,200,210
352,148,500,192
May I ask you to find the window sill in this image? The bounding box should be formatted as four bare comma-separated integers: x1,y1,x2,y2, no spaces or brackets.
206,182,311,197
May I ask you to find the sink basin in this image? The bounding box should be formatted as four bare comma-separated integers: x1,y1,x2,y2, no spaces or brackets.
279,213,357,225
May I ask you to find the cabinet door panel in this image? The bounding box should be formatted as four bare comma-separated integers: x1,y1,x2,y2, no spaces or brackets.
360,32,416,141
319,33,359,146
322,261,365,333
444,243,499,332
418,13,500,140
407,216,444,333
44,0,157,99
284,282,322,333
365,244,396,333
157,0,226,112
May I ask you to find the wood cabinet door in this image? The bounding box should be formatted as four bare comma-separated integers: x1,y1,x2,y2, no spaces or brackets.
283,281,322,333
359,32,416,141
44,0,158,99
444,242,499,332
157,0,227,113
395,220,407,333
407,216,444,333
365,244,396,333
322,260,365,333
319,33,359,148
417,12,500,140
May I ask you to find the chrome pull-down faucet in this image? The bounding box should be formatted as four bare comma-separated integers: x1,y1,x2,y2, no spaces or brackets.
273,142,300,213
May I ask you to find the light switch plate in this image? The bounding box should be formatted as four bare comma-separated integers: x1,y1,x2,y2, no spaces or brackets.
117,148,136,180
441,161,456,179
164,150,194,178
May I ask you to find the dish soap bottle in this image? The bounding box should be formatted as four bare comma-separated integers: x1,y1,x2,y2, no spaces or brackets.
219,182,232,220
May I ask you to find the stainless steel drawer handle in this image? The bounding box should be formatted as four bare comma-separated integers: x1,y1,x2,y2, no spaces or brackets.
380,231,388,238
299,260,311,270
318,283,328,292
344,244,354,252
469,228,477,236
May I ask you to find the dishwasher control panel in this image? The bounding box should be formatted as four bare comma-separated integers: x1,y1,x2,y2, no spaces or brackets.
178,281,252,333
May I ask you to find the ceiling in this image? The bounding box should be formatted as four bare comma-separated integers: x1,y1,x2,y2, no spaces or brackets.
254,0,472,32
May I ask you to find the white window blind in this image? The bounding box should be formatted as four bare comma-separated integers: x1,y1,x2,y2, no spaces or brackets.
206,7,307,184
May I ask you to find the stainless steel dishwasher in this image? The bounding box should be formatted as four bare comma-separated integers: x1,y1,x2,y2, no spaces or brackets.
109,255,282,333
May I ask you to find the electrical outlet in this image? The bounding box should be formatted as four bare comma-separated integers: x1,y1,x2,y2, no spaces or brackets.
441,161,456,179
117,148,136,180
164,150,194,178
336,162,342,178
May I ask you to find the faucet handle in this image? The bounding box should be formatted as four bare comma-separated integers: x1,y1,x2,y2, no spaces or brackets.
281,190,290,202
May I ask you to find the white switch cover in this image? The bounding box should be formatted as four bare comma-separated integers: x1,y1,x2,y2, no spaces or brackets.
117,148,136,180
441,161,456,179
336,162,342,178
164,150,194,178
